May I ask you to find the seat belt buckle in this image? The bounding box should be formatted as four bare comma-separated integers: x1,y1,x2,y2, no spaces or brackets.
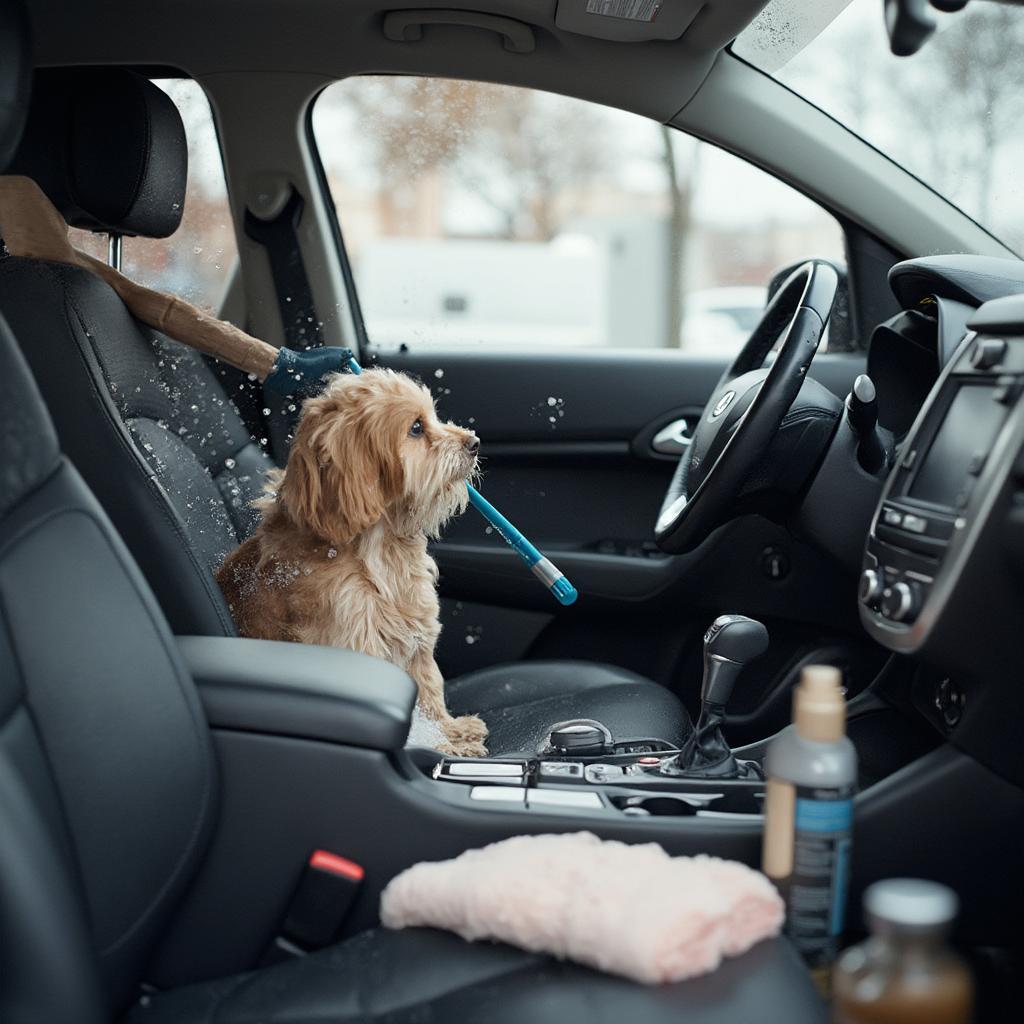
261,850,364,965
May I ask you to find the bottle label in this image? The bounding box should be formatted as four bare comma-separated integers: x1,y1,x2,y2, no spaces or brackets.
778,784,854,975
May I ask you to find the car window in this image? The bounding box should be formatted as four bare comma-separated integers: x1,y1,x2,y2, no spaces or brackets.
312,76,845,355
69,79,237,314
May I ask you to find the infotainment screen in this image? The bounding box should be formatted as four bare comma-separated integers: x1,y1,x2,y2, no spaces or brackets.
909,384,1008,507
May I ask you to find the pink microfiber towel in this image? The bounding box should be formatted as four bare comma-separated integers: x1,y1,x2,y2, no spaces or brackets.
380,831,784,984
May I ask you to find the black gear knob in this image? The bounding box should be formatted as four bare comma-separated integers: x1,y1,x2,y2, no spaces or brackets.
701,614,770,707
666,614,770,780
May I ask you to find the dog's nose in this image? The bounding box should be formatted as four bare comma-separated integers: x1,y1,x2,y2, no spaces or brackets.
465,435,480,456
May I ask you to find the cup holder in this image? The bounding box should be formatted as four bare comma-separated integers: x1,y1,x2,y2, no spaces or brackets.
613,790,762,818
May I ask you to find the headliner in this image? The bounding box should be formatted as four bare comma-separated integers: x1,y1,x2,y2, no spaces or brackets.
24,0,769,121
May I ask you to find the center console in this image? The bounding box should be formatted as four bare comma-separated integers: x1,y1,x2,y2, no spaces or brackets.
432,751,764,818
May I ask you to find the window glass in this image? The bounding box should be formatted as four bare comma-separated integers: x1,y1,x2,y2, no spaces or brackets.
69,79,237,313
735,0,1024,255
312,76,844,354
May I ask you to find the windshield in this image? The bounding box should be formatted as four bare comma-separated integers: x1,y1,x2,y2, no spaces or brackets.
735,0,1024,254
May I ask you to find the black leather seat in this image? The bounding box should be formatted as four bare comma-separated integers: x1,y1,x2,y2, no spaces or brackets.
0,67,693,756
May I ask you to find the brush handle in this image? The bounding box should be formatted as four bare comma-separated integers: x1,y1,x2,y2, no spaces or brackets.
345,357,577,605
466,486,578,606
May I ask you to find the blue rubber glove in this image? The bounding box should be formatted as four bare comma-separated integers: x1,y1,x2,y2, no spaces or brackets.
264,346,355,396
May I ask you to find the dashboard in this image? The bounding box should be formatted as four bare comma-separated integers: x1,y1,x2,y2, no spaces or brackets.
856,256,1024,787
867,255,1024,439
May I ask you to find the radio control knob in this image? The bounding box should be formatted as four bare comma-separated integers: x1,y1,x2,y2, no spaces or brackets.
859,568,884,607
881,581,919,623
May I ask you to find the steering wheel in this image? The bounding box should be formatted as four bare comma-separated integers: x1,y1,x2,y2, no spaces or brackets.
655,260,839,554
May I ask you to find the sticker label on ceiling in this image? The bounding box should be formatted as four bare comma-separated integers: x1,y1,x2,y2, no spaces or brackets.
585,0,663,23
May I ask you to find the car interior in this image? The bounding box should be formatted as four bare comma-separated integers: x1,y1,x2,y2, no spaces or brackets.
2,0,1024,1021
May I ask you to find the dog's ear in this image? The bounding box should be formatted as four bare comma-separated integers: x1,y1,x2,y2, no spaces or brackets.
278,397,336,541
280,387,401,544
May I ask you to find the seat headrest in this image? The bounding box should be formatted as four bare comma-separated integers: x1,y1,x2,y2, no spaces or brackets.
0,0,31,170
8,68,187,238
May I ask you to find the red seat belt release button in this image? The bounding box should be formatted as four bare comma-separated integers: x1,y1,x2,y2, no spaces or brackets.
281,850,365,950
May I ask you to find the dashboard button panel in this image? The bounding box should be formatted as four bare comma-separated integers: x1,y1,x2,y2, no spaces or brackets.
901,513,928,534
880,580,919,622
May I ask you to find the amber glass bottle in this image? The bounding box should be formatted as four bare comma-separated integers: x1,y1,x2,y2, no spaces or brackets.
832,879,972,1024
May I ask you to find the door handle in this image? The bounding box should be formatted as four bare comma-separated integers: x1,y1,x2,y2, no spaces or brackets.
651,418,693,455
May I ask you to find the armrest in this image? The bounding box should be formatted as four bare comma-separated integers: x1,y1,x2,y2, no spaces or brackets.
177,636,416,751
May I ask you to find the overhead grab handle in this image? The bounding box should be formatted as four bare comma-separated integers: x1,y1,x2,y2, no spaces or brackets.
382,9,536,53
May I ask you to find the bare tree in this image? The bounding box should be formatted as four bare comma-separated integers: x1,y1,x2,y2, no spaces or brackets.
927,6,1024,225
455,86,612,240
323,76,613,242
332,77,487,234
661,127,702,348
784,4,1024,247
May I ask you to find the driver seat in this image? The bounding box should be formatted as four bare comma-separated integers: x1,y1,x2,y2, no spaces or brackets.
0,67,691,755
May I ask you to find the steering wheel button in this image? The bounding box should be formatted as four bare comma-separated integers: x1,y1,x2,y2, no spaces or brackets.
882,508,904,527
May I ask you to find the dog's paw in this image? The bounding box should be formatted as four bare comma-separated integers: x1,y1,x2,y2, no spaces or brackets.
454,713,489,743
439,714,489,758
440,736,489,758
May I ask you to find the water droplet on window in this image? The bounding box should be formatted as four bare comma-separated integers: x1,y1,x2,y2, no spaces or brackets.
327,547,338,559
434,369,444,379
262,408,271,416
547,396,558,406
193,246,203,255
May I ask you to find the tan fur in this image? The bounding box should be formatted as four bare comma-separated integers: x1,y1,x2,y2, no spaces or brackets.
217,368,488,756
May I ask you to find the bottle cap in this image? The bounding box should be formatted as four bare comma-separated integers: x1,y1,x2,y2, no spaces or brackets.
864,878,959,931
793,664,846,741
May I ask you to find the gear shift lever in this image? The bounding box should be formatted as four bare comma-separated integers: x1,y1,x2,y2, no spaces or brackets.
666,614,769,778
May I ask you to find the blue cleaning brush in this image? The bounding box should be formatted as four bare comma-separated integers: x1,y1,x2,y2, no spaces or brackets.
345,356,577,606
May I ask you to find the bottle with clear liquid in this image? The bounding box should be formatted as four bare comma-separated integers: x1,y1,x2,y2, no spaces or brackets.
832,879,972,1024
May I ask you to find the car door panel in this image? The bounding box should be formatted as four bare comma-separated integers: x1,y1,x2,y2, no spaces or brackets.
374,346,869,722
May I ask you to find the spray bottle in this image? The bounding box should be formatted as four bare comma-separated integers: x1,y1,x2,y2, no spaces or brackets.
762,664,857,993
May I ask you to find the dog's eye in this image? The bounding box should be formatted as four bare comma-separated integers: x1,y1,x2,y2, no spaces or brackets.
409,419,424,438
